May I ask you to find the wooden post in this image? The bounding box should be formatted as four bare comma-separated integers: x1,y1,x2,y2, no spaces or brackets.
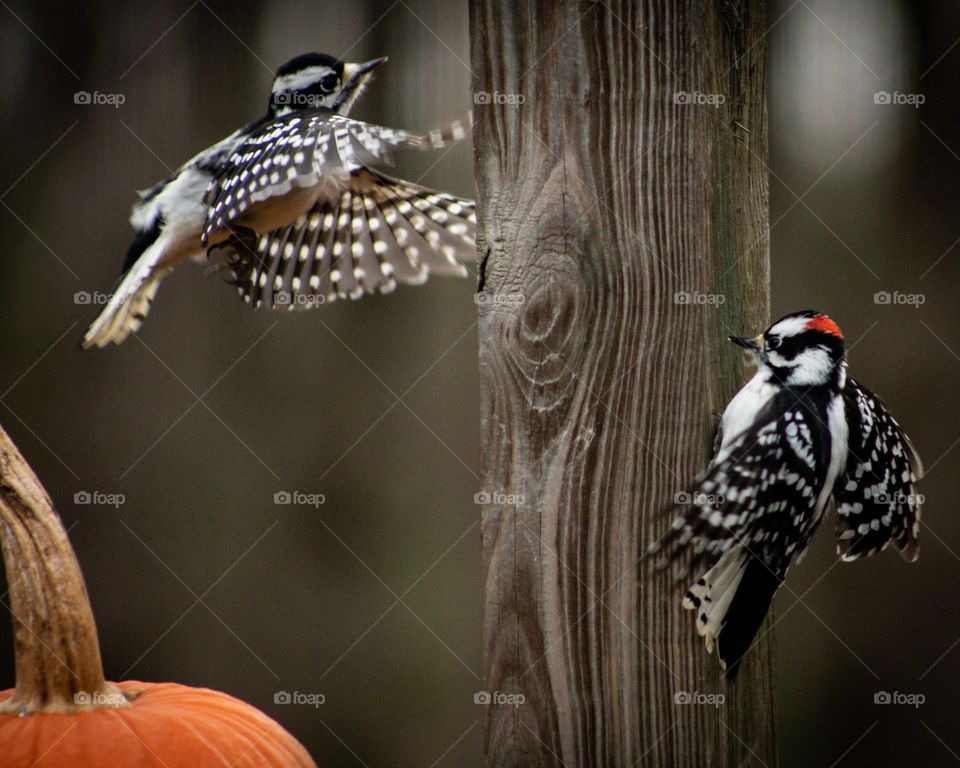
471,2,774,766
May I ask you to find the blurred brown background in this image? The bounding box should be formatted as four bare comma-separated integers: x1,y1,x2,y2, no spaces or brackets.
0,1,958,765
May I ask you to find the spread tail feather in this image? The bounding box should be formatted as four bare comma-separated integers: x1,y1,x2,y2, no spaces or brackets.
82,227,172,349
82,274,164,349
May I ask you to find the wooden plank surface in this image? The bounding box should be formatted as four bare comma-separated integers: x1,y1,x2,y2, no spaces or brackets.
470,2,775,765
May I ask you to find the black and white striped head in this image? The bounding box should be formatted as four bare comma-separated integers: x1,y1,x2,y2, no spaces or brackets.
730,310,847,388
268,53,386,118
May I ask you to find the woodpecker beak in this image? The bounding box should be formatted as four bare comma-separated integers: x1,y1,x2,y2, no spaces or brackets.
343,57,387,82
729,334,763,352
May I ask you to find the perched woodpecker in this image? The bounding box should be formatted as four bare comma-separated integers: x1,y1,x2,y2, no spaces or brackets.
651,310,923,676
83,53,475,348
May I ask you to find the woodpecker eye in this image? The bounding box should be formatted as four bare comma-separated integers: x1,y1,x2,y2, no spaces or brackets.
318,73,339,94
766,336,781,351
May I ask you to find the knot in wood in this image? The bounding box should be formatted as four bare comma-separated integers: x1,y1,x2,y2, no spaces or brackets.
506,263,584,409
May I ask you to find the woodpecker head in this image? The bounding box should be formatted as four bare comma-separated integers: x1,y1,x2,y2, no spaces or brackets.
730,310,847,388
268,52,386,118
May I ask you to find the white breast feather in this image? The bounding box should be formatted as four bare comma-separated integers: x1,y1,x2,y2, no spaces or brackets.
717,370,776,463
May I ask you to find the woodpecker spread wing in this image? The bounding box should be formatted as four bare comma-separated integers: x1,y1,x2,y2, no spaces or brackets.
654,396,830,572
208,169,475,309
650,392,831,674
201,112,469,246
833,378,923,562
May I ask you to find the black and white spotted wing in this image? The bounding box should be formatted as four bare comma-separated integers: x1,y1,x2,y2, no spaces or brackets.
833,378,923,562
201,111,456,246
209,168,475,309
654,392,831,576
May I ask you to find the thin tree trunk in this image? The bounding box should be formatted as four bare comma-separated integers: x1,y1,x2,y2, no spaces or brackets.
471,2,774,766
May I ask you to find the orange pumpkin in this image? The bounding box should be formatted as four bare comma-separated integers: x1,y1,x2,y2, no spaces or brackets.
0,427,316,767
0,682,315,767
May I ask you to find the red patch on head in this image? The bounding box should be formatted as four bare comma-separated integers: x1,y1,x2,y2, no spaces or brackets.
805,314,843,339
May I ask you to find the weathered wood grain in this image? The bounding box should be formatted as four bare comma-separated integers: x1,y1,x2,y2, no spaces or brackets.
471,2,774,766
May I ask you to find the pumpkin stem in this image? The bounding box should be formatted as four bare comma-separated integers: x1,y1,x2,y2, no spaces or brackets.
0,425,128,714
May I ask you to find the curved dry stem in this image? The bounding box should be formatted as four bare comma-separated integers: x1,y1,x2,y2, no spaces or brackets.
0,425,128,714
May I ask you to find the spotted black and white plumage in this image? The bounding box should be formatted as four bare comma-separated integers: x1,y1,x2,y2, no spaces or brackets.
834,379,922,561
649,310,923,676
209,168,473,309
82,53,474,348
